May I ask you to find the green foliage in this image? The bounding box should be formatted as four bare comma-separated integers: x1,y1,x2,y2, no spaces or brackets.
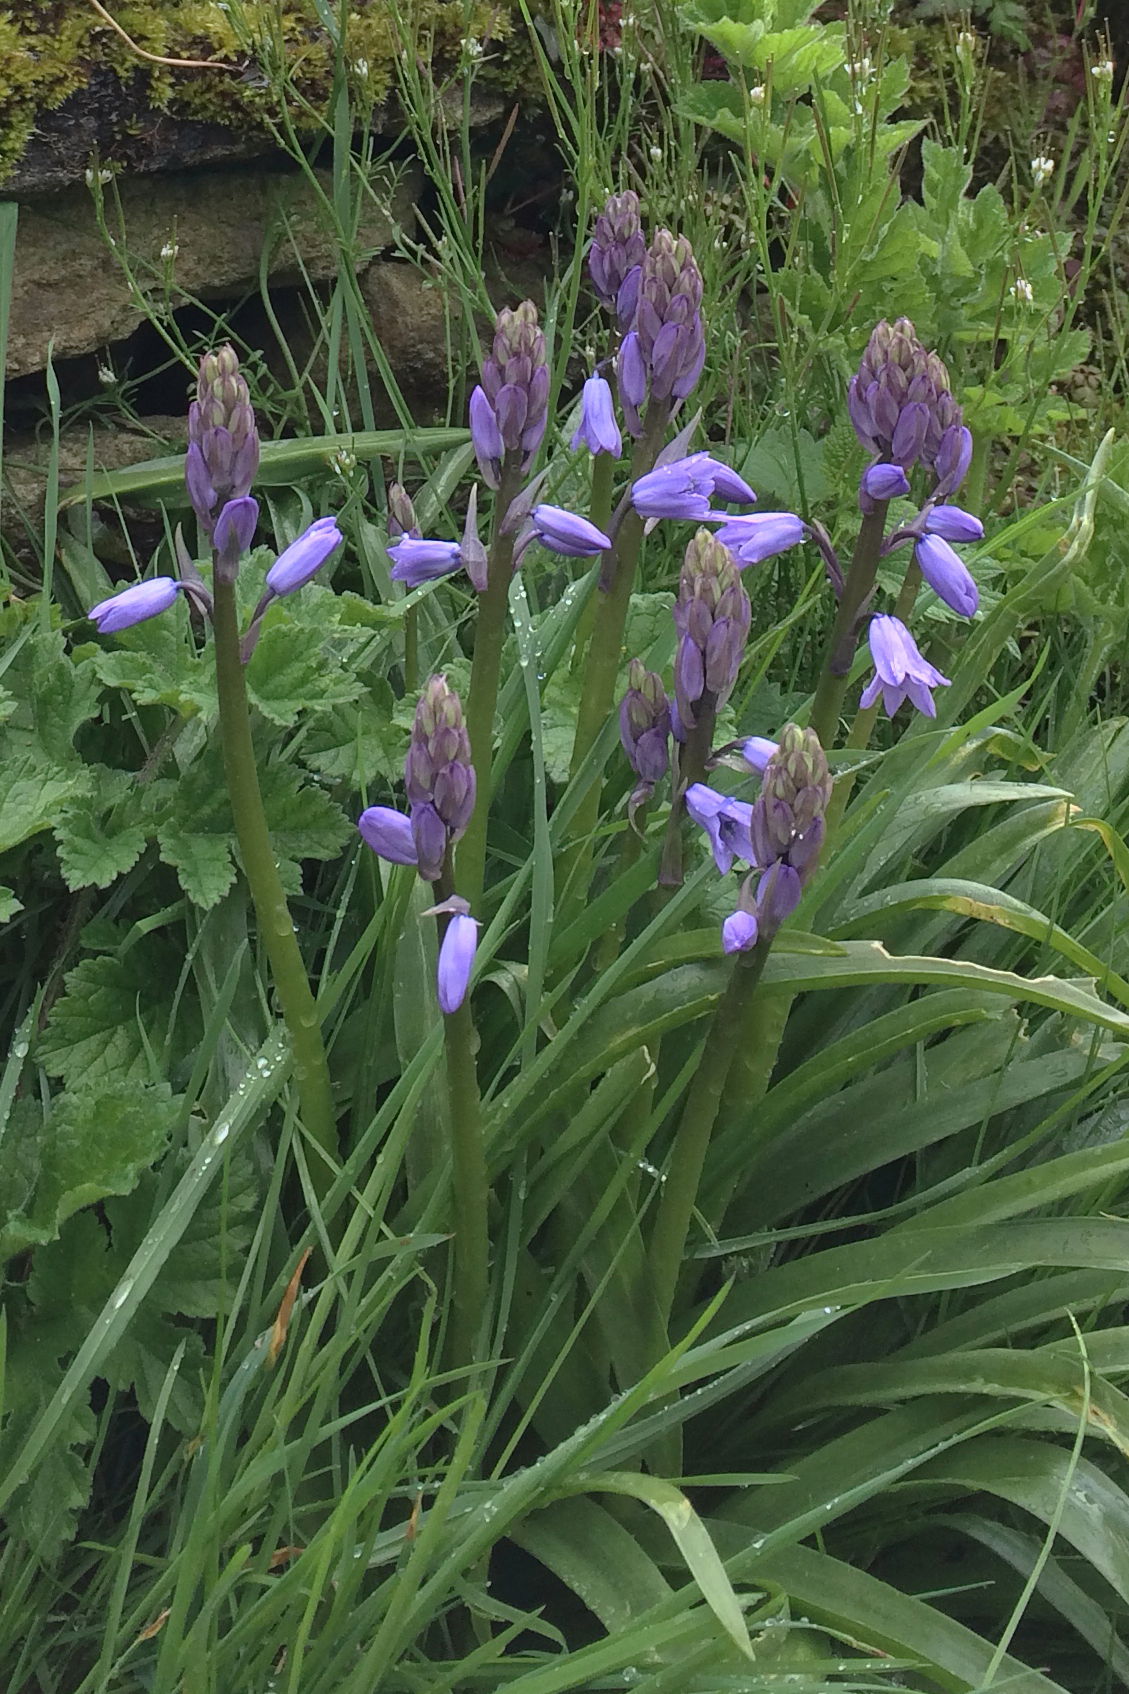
3,1,1129,1689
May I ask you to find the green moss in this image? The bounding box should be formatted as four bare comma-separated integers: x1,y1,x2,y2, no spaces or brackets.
0,0,523,186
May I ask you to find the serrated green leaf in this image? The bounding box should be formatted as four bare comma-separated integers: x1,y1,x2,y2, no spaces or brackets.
298,688,402,787
245,612,365,728
0,1082,177,1260
36,945,190,1090
53,767,151,890
0,753,92,853
0,884,21,920
157,821,236,909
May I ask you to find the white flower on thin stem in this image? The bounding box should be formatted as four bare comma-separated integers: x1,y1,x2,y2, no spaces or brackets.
1009,278,1035,306
1030,156,1055,188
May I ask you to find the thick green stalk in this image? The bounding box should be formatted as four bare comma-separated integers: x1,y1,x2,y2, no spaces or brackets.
211,577,338,1181
657,701,716,888
569,448,618,675
436,862,490,1369
808,502,890,748
562,411,669,906
458,459,524,913
648,938,771,1323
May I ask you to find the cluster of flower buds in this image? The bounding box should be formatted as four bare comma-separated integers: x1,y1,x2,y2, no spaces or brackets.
619,659,672,820
694,725,832,955
618,230,705,435
89,347,341,639
357,676,480,1013
672,530,752,733
186,344,261,535
469,301,549,488
404,676,477,881
849,318,972,507
588,190,646,328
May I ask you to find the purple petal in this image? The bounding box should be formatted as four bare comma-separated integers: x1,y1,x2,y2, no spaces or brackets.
925,504,984,543
740,736,779,773
185,440,217,525
388,537,463,586
213,495,259,560
266,516,343,596
469,386,504,485
722,909,759,954
915,534,979,617
706,460,757,506
88,577,182,633
860,462,910,502
868,614,911,686
617,331,647,408
570,374,622,457
437,912,479,1014
357,806,419,866
712,512,807,565
531,504,612,557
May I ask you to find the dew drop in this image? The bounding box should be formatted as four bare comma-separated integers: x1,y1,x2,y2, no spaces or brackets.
12,1039,28,1059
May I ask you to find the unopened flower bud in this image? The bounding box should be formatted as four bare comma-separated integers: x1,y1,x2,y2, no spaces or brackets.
405,676,476,881
588,190,647,325
186,344,261,533
471,301,550,484
672,530,751,730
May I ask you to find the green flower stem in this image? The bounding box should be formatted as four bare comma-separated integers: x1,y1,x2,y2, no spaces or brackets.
657,701,716,888
211,576,338,1184
648,937,772,1324
458,458,525,914
562,411,669,906
403,602,419,697
436,861,490,1368
570,449,618,675
808,502,890,749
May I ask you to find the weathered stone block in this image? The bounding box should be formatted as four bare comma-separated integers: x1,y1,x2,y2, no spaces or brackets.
7,161,421,376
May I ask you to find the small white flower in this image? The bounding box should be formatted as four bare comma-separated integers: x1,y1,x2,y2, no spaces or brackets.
352,57,369,80
460,36,483,61
956,29,977,62
749,84,766,106
331,447,357,478
1030,155,1055,187
649,144,662,162
84,166,113,188
848,56,872,82
97,363,116,386
1009,278,1035,305
1091,59,1115,84
160,238,179,261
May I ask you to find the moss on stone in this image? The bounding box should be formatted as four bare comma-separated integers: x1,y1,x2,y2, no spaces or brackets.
0,0,522,185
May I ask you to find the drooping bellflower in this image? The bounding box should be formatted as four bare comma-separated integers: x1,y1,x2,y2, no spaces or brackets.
469,301,549,488
710,512,807,567
672,529,752,732
631,454,756,522
860,615,951,718
571,374,622,458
